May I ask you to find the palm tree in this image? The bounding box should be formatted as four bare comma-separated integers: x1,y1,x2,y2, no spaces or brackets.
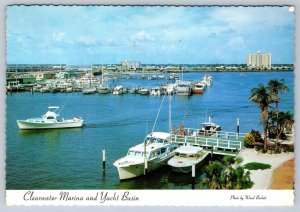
249,84,274,151
277,111,294,140
267,79,289,150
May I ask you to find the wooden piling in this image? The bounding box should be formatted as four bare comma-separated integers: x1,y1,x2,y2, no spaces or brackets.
192,163,195,189
237,118,240,138
102,149,106,175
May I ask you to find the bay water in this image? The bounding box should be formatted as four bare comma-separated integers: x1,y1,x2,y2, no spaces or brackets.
6,72,294,189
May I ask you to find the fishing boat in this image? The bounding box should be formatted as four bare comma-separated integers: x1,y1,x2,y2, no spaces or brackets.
202,74,212,87
199,116,221,136
16,106,84,130
138,87,150,95
113,85,124,95
175,80,192,96
113,132,177,180
167,146,209,173
82,86,97,94
150,86,164,96
192,82,206,94
98,85,110,94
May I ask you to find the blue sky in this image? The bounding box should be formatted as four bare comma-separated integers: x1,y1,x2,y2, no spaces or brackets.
6,6,294,64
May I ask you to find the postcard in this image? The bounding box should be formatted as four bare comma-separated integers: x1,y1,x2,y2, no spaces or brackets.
5,5,295,206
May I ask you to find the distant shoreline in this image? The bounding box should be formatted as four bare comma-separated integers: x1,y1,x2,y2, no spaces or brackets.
106,69,294,75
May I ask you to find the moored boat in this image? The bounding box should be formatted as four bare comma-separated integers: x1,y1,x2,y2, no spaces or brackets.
138,87,150,95
16,106,84,130
193,82,206,94
113,132,177,180
167,146,209,173
199,116,221,136
113,85,124,95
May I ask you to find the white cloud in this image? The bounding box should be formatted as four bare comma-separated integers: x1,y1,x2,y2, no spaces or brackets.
131,30,153,42
52,32,65,42
78,36,99,46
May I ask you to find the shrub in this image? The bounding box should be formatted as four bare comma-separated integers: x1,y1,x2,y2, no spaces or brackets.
235,157,243,164
250,130,264,143
223,156,235,164
243,133,255,147
244,162,271,170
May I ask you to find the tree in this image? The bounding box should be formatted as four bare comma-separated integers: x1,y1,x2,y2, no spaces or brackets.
267,79,289,150
249,84,275,151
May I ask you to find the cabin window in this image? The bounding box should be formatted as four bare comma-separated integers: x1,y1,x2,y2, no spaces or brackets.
46,116,55,120
161,148,166,154
134,151,143,157
128,151,135,156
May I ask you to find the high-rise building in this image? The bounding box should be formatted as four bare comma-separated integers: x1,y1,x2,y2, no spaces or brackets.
247,51,272,69
121,60,141,69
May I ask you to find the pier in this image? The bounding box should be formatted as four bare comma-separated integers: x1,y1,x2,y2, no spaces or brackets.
170,128,246,156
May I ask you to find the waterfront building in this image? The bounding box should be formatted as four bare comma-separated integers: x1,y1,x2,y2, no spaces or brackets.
247,51,272,69
121,60,141,69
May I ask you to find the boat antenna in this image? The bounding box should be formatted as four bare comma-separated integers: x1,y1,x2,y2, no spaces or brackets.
168,94,172,134
145,112,149,136
151,94,166,133
182,105,188,125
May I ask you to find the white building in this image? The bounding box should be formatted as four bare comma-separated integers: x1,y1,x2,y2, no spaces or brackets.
247,51,272,69
121,60,141,69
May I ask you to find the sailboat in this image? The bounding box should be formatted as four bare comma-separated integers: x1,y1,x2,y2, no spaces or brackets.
98,66,110,94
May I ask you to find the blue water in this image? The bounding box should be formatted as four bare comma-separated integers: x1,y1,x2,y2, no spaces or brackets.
6,72,294,189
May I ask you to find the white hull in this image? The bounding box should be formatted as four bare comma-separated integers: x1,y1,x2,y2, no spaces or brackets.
17,119,83,130
115,154,174,180
168,152,209,173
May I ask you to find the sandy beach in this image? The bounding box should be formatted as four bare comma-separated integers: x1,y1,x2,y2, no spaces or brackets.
237,148,294,189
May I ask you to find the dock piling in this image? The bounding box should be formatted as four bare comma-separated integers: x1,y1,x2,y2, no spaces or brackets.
191,163,195,189
102,149,106,175
237,118,240,138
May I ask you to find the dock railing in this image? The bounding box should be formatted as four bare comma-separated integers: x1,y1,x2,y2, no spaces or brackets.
171,128,245,156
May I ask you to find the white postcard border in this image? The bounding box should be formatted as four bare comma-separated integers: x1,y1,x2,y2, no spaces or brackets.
6,190,294,206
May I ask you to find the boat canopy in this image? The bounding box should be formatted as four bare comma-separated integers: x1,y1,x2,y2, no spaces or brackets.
147,132,170,140
175,146,203,154
48,106,59,110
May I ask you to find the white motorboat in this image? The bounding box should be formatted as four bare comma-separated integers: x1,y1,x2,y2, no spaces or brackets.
138,87,150,95
199,116,221,135
175,80,192,96
98,84,110,94
113,85,124,95
150,86,164,96
113,132,177,180
82,87,97,94
202,74,212,87
17,106,84,130
167,146,209,173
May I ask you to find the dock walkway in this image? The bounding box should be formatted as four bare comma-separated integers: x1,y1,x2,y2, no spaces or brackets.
170,128,246,156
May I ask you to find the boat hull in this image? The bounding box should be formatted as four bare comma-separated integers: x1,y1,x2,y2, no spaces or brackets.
17,119,84,130
193,89,204,94
98,89,110,94
168,152,209,173
115,154,174,180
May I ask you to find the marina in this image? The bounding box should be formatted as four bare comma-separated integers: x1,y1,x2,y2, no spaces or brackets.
6,71,294,189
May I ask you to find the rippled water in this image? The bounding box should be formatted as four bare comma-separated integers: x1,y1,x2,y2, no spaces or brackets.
6,72,294,189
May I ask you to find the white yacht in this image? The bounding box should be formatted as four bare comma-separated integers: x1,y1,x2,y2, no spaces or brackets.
113,85,124,95
17,106,84,130
199,116,221,135
175,80,192,96
167,146,209,173
113,132,177,180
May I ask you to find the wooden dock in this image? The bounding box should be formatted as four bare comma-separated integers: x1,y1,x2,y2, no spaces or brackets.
170,128,246,156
